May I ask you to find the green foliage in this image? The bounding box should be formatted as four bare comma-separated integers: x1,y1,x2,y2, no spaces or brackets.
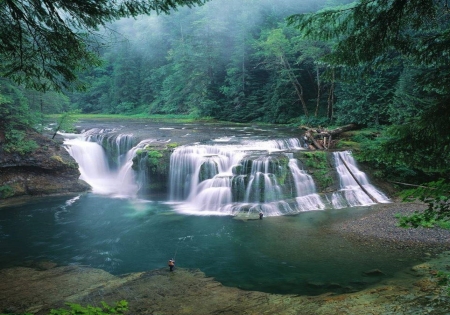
344,128,437,183
0,300,128,315
302,151,328,169
301,151,333,189
146,151,164,169
288,115,331,128
334,68,398,127
287,0,450,184
167,142,180,149
396,180,450,228
0,185,14,199
0,80,39,154
66,3,332,122
287,0,447,68
435,271,450,288
0,0,208,92
133,148,168,175
3,129,38,155
51,110,81,139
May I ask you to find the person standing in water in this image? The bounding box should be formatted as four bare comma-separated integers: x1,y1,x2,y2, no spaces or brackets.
168,258,175,271
259,211,264,219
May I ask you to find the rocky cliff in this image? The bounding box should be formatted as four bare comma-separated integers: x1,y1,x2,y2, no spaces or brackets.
0,131,90,200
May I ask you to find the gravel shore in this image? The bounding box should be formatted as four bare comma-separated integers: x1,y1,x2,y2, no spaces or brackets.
329,201,450,254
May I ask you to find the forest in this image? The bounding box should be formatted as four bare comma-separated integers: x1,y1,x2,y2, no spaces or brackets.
1,0,449,224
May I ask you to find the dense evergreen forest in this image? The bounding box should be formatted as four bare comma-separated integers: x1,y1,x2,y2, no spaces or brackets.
1,0,449,224
67,0,340,123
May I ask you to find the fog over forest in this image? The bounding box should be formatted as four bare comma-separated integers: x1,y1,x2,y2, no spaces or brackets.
112,0,330,43
63,0,356,123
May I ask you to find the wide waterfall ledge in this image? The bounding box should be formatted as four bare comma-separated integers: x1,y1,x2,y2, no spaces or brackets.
62,129,390,217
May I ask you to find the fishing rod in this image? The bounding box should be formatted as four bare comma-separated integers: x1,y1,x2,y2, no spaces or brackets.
173,243,179,260
172,235,192,260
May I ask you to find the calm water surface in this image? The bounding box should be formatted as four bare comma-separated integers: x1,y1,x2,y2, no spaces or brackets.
0,194,424,295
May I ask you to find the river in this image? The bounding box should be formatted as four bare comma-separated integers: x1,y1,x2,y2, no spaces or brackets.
0,120,427,296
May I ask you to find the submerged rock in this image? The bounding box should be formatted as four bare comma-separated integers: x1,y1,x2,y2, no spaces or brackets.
2,253,450,315
363,269,386,276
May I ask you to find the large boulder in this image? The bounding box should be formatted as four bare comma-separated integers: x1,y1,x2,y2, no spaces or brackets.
0,131,90,200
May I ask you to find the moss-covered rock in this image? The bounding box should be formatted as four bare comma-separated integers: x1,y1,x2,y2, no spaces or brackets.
293,151,337,193
199,159,218,182
132,143,180,196
0,131,90,199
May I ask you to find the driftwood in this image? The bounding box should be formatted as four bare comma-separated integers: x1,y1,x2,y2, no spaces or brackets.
304,130,324,150
300,124,358,150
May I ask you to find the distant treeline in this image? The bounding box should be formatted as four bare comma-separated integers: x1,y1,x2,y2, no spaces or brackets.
2,0,449,183
67,0,361,125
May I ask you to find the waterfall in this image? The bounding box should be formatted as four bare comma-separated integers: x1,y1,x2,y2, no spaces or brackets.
83,129,134,169
287,156,325,211
63,130,139,197
332,151,390,208
168,139,326,216
169,145,246,215
63,127,390,215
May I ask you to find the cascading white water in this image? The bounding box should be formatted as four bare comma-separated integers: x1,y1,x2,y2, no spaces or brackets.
245,158,282,203
168,138,328,216
63,128,390,215
332,151,390,208
287,156,325,211
84,130,134,168
169,145,246,215
63,130,139,197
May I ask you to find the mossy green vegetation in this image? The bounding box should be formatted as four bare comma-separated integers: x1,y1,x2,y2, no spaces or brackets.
430,270,450,296
396,180,450,229
302,151,328,169
46,113,220,124
166,142,180,149
0,185,14,199
3,130,38,155
0,300,128,315
299,151,333,191
131,144,176,194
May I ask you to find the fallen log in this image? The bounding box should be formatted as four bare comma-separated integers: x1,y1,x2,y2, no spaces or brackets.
300,124,359,150
327,124,358,136
305,131,324,150
338,154,379,203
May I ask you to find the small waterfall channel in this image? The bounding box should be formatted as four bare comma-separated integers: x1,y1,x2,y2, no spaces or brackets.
331,151,390,209
63,129,389,215
63,129,137,196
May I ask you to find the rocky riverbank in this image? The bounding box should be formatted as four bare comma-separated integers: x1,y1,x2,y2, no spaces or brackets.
0,131,90,200
2,202,450,315
329,201,450,254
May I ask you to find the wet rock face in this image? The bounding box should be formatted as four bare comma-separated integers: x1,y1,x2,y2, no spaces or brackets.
0,131,90,199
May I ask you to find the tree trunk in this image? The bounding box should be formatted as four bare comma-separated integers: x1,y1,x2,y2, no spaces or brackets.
327,68,335,121
327,124,358,136
304,131,324,150
281,55,309,117
315,64,320,117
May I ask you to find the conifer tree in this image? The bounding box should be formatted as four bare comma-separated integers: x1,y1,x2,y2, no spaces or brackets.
0,0,208,92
